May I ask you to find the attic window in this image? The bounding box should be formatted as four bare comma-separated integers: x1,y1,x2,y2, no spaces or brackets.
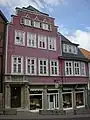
24,19,31,26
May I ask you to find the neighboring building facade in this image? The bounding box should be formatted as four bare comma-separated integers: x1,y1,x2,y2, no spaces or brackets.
80,48,90,89
4,6,89,112
0,10,7,108
59,34,89,110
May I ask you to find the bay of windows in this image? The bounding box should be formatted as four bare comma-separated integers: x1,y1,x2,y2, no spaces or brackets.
12,56,23,74
26,57,36,75
65,61,86,76
74,62,80,76
65,61,73,76
81,62,86,76
27,32,36,48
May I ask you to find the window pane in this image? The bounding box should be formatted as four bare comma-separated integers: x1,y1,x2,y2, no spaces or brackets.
63,93,72,108
44,66,46,74
13,64,17,73
18,64,21,73
28,65,30,73
76,92,84,106
40,66,43,74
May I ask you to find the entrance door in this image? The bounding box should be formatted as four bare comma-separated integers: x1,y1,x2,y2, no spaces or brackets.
48,94,55,109
47,94,59,109
11,86,21,108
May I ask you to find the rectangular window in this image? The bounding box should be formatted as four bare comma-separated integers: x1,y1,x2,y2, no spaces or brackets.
81,62,86,76
26,57,36,75
65,61,73,76
42,23,48,30
48,37,56,51
74,61,80,76
12,56,23,74
76,92,84,108
15,30,25,46
24,19,31,26
68,45,72,53
34,21,40,28
50,60,59,76
38,35,47,49
38,59,48,75
63,44,68,52
27,32,36,47
73,46,77,54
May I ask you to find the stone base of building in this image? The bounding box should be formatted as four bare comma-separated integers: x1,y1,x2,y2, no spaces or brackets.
39,109,66,115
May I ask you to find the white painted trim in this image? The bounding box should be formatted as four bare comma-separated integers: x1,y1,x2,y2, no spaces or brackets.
65,61,73,76
74,61,81,76
5,24,9,74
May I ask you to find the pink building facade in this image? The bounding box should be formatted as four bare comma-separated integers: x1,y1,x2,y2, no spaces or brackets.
4,6,88,112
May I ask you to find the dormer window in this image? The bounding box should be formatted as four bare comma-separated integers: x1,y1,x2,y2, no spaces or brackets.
63,44,77,54
42,23,48,30
24,18,31,26
34,21,40,28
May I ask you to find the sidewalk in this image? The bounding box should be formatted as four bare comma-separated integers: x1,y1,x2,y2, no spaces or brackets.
0,111,90,120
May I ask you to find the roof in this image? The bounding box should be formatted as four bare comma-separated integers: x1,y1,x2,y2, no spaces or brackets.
16,5,49,16
0,10,8,22
58,32,79,46
80,48,90,60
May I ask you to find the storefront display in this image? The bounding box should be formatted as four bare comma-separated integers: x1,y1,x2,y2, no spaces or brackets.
76,92,84,107
63,92,72,109
30,90,42,110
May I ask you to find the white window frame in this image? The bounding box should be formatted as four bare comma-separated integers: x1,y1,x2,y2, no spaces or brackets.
26,57,37,75
48,37,56,51
63,44,68,53
38,35,47,49
33,21,40,28
74,61,80,76
24,18,31,26
62,92,73,110
50,60,59,76
65,61,73,76
15,30,25,46
81,62,86,76
27,32,36,48
75,91,85,108
38,58,48,76
42,23,48,30
11,56,23,74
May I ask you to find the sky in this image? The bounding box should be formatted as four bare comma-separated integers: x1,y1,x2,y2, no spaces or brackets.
0,0,90,51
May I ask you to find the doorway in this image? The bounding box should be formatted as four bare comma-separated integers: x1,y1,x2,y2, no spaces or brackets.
11,86,21,108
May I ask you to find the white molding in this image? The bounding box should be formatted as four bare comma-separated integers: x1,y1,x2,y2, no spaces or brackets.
65,61,73,76
48,36,56,51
